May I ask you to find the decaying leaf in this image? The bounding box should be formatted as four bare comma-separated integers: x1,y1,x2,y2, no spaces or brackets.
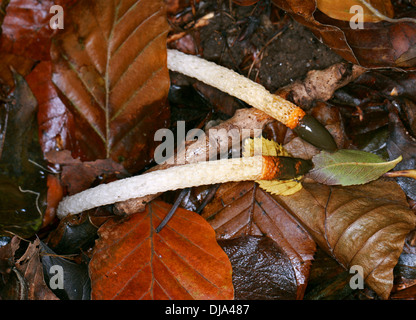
40,241,91,300
316,0,394,23
387,110,416,201
273,178,416,299
309,149,402,186
90,201,233,300
46,150,129,195
219,236,298,300
0,237,59,300
0,71,46,238
51,0,171,172
26,61,76,158
272,0,416,68
201,181,316,299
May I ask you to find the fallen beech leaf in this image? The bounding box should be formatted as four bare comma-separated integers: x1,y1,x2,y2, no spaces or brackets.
51,0,171,172
272,0,416,68
26,61,76,157
0,0,56,61
316,0,394,23
219,236,298,300
273,178,416,299
232,0,261,6
46,150,129,195
309,149,402,186
40,241,91,300
14,238,59,300
201,181,316,299
90,201,233,300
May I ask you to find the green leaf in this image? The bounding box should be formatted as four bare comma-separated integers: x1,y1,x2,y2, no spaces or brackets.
308,149,402,186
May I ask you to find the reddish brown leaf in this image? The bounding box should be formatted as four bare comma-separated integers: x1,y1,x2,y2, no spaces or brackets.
46,150,129,195
201,181,316,299
50,0,171,172
42,174,64,228
26,61,77,157
273,179,416,299
0,0,55,61
90,201,234,300
316,0,394,23
272,0,416,68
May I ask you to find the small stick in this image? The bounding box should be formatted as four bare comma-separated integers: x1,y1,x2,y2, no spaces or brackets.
156,188,190,233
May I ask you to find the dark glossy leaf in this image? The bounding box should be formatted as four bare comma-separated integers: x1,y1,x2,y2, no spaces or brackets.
387,110,416,201
40,241,90,300
46,212,99,255
219,236,298,300
0,72,46,238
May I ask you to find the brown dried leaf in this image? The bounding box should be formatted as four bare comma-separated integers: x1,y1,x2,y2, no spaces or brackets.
90,201,234,300
46,150,129,195
51,0,171,172
272,0,416,68
201,181,316,299
316,0,394,22
273,179,416,299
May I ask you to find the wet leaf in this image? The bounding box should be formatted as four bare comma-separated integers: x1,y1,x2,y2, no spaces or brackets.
219,236,298,300
273,178,416,299
316,0,394,23
51,0,171,172
40,241,91,300
46,212,99,255
90,201,233,300
46,150,129,195
10,238,59,300
201,181,316,299
0,72,46,238
272,0,416,68
309,149,402,186
0,0,56,61
26,61,76,158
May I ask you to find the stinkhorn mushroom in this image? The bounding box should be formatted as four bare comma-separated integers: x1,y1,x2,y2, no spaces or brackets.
56,50,335,218
57,155,312,218
167,49,337,152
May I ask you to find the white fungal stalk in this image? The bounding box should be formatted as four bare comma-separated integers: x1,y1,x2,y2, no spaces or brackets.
167,49,305,129
57,156,264,218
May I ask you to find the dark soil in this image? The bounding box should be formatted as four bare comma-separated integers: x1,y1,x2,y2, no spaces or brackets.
198,2,344,93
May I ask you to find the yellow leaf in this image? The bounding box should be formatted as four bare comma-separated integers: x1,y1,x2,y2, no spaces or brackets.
256,179,303,196
243,137,303,196
316,0,394,23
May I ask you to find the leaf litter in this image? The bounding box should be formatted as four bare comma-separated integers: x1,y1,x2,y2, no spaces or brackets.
0,0,416,301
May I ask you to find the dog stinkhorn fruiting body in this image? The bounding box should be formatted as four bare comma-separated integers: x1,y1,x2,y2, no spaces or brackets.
167,49,337,152
57,155,312,218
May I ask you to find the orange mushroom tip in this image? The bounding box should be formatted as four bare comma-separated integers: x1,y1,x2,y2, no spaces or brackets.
259,156,313,180
291,113,338,152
